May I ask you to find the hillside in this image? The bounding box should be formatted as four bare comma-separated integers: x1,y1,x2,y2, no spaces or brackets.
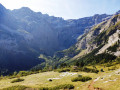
52,13,120,67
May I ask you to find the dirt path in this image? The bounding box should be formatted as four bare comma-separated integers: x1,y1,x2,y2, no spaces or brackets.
88,81,102,90
88,81,95,90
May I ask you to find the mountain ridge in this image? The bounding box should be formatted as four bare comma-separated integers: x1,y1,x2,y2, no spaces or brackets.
0,3,119,73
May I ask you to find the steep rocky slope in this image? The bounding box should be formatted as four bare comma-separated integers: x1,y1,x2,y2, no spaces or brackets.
76,14,120,55
54,13,120,66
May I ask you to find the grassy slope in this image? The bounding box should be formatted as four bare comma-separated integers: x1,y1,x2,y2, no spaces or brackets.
0,64,120,90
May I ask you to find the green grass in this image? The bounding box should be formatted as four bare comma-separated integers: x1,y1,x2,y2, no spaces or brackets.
0,71,94,90
0,63,120,90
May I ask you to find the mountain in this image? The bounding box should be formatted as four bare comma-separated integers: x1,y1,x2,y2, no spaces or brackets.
115,10,120,15
0,4,45,73
10,7,111,54
76,14,120,56
0,4,111,73
54,13,120,66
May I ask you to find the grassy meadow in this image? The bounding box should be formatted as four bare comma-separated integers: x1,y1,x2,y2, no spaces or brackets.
0,64,120,90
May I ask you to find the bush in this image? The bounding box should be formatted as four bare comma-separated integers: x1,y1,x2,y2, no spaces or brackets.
3,84,74,90
70,67,99,73
78,74,82,77
81,67,99,73
39,87,49,90
115,58,120,64
70,69,79,72
3,85,27,90
107,43,119,52
53,84,74,90
11,78,24,83
106,63,113,67
71,76,92,82
56,68,70,73
8,76,16,79
39,84,74,90
17,71,30,77
108,66,118,71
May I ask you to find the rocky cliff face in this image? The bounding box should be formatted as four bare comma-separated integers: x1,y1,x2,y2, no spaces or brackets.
73,14,120,60
97,30,120,55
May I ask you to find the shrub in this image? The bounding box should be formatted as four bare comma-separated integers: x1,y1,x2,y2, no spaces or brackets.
78,74,82,77
70,69,79,72
39,87,49,90
38,84,74,90
8,76,16,79
3,84,74,90
106,63,113,67
108,66,118,71
81,67,99,73
11,78,24,83
3,85,27,90
115,58,120,64
70,67,99,73
17,71,30,77
53,84,74,90
71,76,92,82
107,42,119,52
56,68,70,73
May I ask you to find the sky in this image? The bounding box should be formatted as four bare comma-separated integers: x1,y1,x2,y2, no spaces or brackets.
0,0,120,19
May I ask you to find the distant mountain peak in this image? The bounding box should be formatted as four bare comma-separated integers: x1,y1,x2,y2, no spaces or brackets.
0,3,7,15
12,7,34,16
20,7,32,11
0,3,3,6
93,14,108,17
116,10,120,15
0,3,6,10
12,7,32,13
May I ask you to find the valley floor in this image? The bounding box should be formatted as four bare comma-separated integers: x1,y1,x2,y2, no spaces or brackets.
0,64,120,90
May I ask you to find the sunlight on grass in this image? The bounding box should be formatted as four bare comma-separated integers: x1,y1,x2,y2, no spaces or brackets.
0,64,120,90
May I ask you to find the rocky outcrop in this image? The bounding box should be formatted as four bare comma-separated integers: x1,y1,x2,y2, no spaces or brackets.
97,30,120,55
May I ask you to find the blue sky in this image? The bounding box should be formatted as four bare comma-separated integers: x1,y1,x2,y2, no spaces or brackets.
0,0,120,19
